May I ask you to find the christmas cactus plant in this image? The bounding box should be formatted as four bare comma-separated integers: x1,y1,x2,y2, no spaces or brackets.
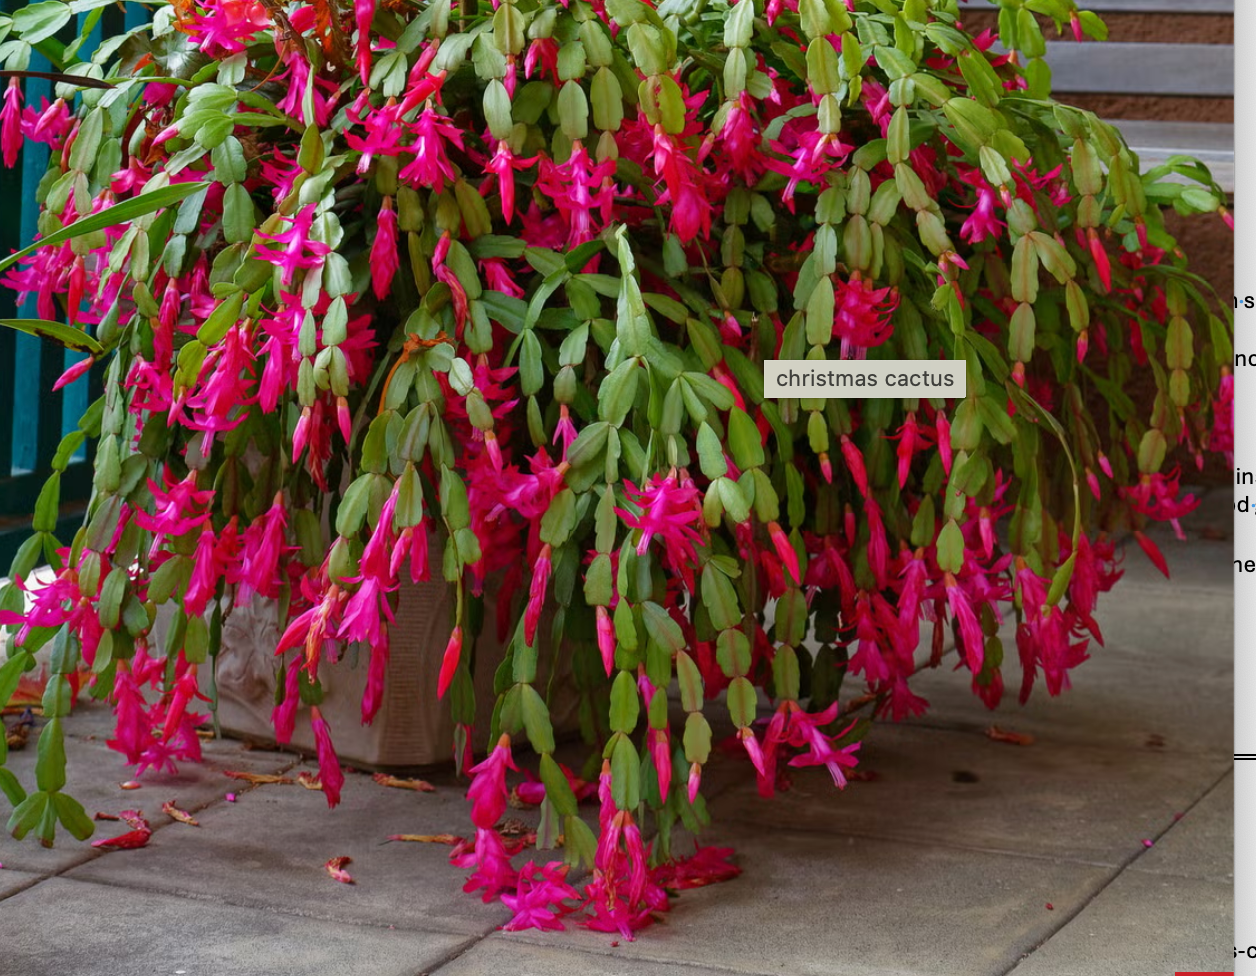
0,0,1233,937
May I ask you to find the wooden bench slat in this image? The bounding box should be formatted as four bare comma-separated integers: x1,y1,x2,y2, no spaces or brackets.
1076,0,1232,12
1111,119,1233,152
1043,41,1233,96
1111,120,1234,192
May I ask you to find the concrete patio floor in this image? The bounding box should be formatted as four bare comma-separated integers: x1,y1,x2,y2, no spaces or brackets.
0,489,1234,976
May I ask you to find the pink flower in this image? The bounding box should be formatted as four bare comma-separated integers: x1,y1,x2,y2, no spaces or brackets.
783,704,861,788
501,860,580,931
161,662,205,742
466,734,518,829
272,660,302,744
106,662,150,764
391,522,431,583
255,204,332,287
534,143,617,248
346,99,410,173
454,827,518,902
359,624,390,727
524,37,559,81
181,0,270,56
959,178,1005,244
484,140,535,224
1119,469,1199,540
338,576,395,647
310,706,345,808
945,574,986,673
616,474,705,589
135,469,214,539
398,108,463,192
889,411,930,489
238,494,289,602
648,125,713,243
832,273,898,352
355,0,375,84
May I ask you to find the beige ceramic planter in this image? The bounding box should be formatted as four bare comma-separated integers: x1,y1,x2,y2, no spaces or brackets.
200,576,579,771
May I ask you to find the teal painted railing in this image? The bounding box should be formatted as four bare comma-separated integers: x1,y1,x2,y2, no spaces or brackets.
0,3,146,570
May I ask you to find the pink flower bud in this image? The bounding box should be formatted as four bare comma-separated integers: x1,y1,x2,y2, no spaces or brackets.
688,761,702,803
649,727,671,802
739,727,765,776
839,435,869,498
484,429,503,471
1086,227,1111,292
53,355,94,392
525,544,552,646
936,413,953,476
438,626,463,699
336,396,352,444
767,521,801,584
1,78,22,169
293,406,312,458
596,606,616,677
370,198,399,299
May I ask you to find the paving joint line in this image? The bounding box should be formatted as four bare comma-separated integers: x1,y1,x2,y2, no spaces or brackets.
492,934,783,976
995,764,1234,975
420,933,497,975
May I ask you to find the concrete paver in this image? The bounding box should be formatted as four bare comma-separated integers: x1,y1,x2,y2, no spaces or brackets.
1006,871,1233,976
65,758,512,937
505,824,1112,976
903,609,1233,758
0,876,473,976
0,714,296,875
707,723,1228,866
1135,771,1234,883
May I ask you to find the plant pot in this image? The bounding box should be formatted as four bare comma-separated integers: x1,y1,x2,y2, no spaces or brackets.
198,576,580,772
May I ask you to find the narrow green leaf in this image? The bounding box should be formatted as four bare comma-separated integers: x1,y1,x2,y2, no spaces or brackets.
0,182,211,276
0,319,102,355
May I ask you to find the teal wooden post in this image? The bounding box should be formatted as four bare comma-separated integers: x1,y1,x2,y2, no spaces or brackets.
10,68,50,474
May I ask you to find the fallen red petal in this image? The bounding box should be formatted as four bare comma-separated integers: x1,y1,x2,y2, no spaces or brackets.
985,726,1035,746
92,828,152,850
325,856,354,884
